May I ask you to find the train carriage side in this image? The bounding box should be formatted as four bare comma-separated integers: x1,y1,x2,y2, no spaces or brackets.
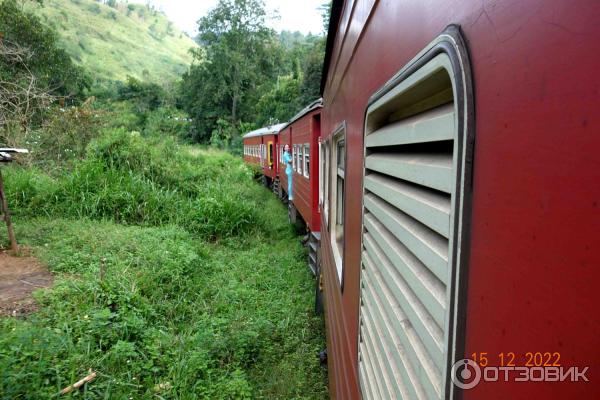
242,123,285,180
242,132,262,167
318,1,600,399
286,99,323,234
261,132,280,182
278,126,292,199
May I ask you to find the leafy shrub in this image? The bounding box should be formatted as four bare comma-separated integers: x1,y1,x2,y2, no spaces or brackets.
30,103,105,167
144,106,191,139
88,2,101,14
5,129,264,240
0,216,328,398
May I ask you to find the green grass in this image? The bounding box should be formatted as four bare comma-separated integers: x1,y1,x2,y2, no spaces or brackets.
24,0,198,82
0,130,328,398
6,130,265,241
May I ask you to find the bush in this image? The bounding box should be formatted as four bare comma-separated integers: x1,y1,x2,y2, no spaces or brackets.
0,215,327,398
5,129,265,240
143,106,190,139
29,103,105,167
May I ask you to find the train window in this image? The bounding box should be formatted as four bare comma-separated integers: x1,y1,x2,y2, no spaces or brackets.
280,145,284,165
358,30,474,400
292,145,296,170
303,144,310,178
322,140,330,226
335,139,345,238
268,142,274,168
318,141,324,205
330,125,346,284
298,145,303,175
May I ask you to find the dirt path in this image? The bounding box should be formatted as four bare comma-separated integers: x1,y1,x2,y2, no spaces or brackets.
0,251,53,317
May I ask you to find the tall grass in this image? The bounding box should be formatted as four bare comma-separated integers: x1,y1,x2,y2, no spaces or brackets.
0,127,328,398
5,129,267,240
0,219,327,398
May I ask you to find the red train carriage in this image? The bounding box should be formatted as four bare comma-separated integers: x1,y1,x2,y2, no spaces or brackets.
242,123,285,185
242,128,262,167
317,1,600,399
260,123,285,184
281,99,323,274
278,125,291,199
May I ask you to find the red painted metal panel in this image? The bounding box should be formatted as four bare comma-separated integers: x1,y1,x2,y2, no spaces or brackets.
320,0,600,399
320,219,359,399
279,127,291,196
261,133,278,179
242,136,262,166
289,109,322,232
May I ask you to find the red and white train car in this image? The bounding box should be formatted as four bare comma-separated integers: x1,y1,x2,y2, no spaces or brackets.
317,0,600,399
278,124,291,199
279,99,323,274
242,123,285,182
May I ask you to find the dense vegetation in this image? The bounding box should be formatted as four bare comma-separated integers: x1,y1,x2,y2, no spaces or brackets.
180,0,328,144
0,131,328,398
22,0,197,83
0,0,331,397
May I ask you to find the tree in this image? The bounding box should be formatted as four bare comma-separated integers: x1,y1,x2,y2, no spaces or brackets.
0,39,55,145
116,76,165,125
254,74,300,126
180,0,279,142
0,0,90,102
298,37,325,105
0,0,91,145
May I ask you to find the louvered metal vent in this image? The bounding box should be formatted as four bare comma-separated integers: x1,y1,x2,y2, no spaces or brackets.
358,46,471,400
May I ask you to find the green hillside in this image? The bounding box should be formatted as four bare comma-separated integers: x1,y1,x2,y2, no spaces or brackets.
25,0,197,82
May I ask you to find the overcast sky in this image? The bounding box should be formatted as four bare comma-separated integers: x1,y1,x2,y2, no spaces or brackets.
130,0,326,36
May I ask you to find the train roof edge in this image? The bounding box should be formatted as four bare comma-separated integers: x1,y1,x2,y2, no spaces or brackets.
279,98,324,132
242,122,287,139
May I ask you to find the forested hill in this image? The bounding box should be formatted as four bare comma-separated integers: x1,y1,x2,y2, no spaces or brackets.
24,0,197,82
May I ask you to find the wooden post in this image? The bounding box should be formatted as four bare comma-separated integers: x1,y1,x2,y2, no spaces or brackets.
0,169,17,252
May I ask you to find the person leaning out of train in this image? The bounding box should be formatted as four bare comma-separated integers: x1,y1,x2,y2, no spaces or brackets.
283,144,294,201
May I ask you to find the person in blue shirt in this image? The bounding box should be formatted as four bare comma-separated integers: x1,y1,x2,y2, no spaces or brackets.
283,144,293,201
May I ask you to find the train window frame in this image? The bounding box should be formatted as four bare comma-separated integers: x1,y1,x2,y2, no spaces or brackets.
303,143,310,178
323,139,330,227
319,141,324,206
357,26,474,400
292,145,296,170
330,124,346,286
280,145,284,165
